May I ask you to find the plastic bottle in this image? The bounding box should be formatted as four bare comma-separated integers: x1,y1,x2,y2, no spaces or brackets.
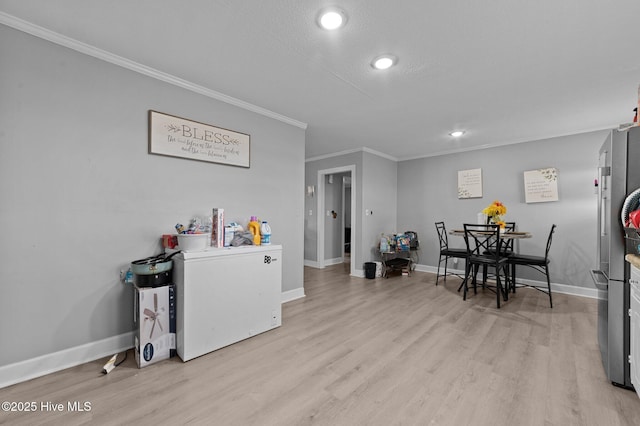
380,234,389,252
248,216,261,245
260,221,272,245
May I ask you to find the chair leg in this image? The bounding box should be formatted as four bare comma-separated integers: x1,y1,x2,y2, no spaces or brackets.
510,263,516,294
471,264,479,294
443,256,449,283
462,262,471,300
501,265,510,302
545,266,553,308
462,270,467,300
482,265,488,287
457,258,467,293
436,256,442,285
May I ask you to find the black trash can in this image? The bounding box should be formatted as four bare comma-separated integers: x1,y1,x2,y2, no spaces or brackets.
364,262,376,279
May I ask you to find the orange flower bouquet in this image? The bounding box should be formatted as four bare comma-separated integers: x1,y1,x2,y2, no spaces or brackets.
482,200,507,228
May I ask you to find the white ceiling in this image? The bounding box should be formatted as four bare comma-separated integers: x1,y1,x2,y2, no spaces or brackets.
2,0,639,160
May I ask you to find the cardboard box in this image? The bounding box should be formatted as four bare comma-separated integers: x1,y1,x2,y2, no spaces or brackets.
134,283,176,368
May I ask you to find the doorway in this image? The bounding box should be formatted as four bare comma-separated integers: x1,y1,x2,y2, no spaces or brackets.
317,165,356,276
342,176,351,264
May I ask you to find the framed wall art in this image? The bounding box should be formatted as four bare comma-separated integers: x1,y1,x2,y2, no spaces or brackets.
149,110,250,168
458,168,483,199
524,167,558,203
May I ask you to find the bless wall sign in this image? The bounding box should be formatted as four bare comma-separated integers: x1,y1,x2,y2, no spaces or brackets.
148,110,250,168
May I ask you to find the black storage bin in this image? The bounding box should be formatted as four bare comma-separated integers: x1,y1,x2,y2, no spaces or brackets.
364,262,376,279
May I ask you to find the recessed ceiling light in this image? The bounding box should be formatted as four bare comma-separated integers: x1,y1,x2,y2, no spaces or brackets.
450,131,465,138
371,55,397,70
318,8,347,30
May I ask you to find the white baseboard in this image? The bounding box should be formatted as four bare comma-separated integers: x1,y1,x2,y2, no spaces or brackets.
0,332,135,390
302,261,364,277
1,288,308,389
304,257,346,267
304,259,320,268
325,257,345,266
282,288,306,303
414,264,603,300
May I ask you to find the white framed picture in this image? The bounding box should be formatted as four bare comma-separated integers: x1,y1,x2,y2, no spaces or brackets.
149,110,250,168
458,168,483,199
524,168,558,203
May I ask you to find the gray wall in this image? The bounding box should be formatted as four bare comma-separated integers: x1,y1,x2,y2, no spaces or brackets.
305,150,397,272
0,25,305,367
396,130,609,289
362,151,398,262
305,151,363,264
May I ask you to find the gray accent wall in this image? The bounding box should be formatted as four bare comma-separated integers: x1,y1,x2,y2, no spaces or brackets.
396,130,609,289
0,25,305,367
362,151,399,262
305,151,363,264
305,150,398,272
305,130,608,291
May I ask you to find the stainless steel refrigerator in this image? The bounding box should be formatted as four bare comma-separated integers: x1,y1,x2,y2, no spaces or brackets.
592,126,640,388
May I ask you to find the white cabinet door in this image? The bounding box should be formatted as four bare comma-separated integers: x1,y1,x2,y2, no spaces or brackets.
630,265,640,399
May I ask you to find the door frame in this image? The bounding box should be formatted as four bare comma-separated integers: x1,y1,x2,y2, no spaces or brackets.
342,175,352,261
317,165,356,275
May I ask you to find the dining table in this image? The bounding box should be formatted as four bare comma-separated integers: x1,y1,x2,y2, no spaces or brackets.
448,227,533,304
448,229,532,240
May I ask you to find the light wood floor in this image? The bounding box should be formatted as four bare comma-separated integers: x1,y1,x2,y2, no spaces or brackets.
2,265,640,425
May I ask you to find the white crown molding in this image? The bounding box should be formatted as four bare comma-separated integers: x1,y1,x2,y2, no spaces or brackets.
306,146,398,163
305,148,362,162
397,127,613,162
362,147,398,162
0,12,307,130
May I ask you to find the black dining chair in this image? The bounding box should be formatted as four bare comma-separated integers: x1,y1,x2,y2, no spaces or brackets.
435,222,467,285
462,223,511,308
500,221,517,254
507,224,556,308
481,221,516,284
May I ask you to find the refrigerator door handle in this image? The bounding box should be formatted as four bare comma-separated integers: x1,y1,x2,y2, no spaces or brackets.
601,196,607,237
598,166,610,237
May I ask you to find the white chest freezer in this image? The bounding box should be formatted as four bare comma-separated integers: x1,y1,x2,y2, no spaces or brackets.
174,245,282,361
